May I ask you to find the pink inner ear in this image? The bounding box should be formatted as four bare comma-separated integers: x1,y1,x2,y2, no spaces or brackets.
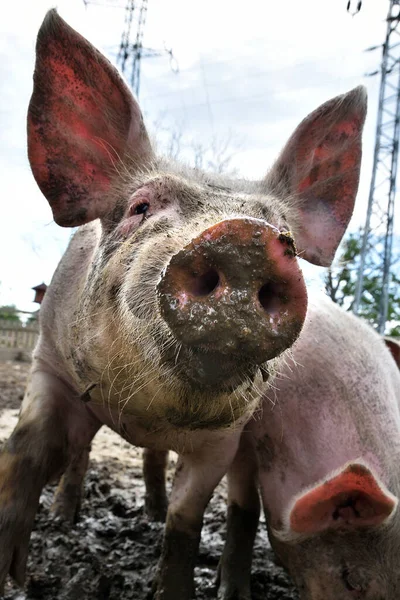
265,86,367,267
290,464,397,535
293,117,363,266
297,119,360,191
297,132,358,200
28,10,152,228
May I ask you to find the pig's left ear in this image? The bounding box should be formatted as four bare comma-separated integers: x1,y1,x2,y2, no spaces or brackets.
27,9,153,227
266,86,367,266
288,463,397,537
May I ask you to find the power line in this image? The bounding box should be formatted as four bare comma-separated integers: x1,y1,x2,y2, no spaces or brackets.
138,75,364,113
83,0,178,98
352,0,400,333
117,0,178,97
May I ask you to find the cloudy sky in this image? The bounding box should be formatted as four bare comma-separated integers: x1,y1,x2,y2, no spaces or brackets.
0,0,389,312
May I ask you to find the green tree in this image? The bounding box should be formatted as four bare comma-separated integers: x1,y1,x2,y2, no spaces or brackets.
325,230,400,336
0,305,22,323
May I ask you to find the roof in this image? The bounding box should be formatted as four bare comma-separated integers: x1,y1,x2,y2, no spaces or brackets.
32,283,47,291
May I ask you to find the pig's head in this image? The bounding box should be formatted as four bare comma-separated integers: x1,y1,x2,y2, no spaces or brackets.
269,461,400,599
27,10,367,430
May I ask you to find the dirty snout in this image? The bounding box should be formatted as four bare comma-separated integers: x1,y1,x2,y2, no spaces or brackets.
157,218,307,387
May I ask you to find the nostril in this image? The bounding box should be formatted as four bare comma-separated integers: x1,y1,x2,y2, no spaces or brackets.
258,281,286,315
189,269,220,297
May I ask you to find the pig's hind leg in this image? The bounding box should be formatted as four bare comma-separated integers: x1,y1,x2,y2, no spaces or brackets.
53,445,169,525
143,448,169,522
217,430,260,600
52,437,169,526
0,366,100,591
51,443,94,523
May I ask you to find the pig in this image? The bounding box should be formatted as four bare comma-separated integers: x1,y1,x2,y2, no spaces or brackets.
218,294,400,600
0,8,367,599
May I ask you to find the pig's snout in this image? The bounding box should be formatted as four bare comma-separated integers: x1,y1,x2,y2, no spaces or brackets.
157,218,308,368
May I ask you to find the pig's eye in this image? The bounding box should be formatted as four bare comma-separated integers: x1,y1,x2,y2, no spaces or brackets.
131,202,150,215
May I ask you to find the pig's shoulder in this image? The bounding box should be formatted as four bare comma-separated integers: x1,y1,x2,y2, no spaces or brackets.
50,222,100,288
36,222,101,345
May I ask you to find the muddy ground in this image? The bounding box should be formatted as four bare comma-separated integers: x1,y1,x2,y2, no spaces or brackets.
0,360,298,599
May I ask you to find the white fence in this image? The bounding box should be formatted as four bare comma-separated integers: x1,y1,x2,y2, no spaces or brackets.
0,319,39,360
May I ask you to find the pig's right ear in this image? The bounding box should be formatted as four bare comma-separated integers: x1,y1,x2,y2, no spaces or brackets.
265,87,367,267
27,9,153,227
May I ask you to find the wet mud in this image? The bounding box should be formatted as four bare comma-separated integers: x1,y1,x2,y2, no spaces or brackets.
0,361,298,599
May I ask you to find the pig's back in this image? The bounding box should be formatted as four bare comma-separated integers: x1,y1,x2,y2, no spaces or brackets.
291,292,400,402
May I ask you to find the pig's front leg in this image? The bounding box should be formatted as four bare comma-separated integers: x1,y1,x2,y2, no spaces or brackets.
0,366,100,591
152,434,242,600
217,430,260,600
